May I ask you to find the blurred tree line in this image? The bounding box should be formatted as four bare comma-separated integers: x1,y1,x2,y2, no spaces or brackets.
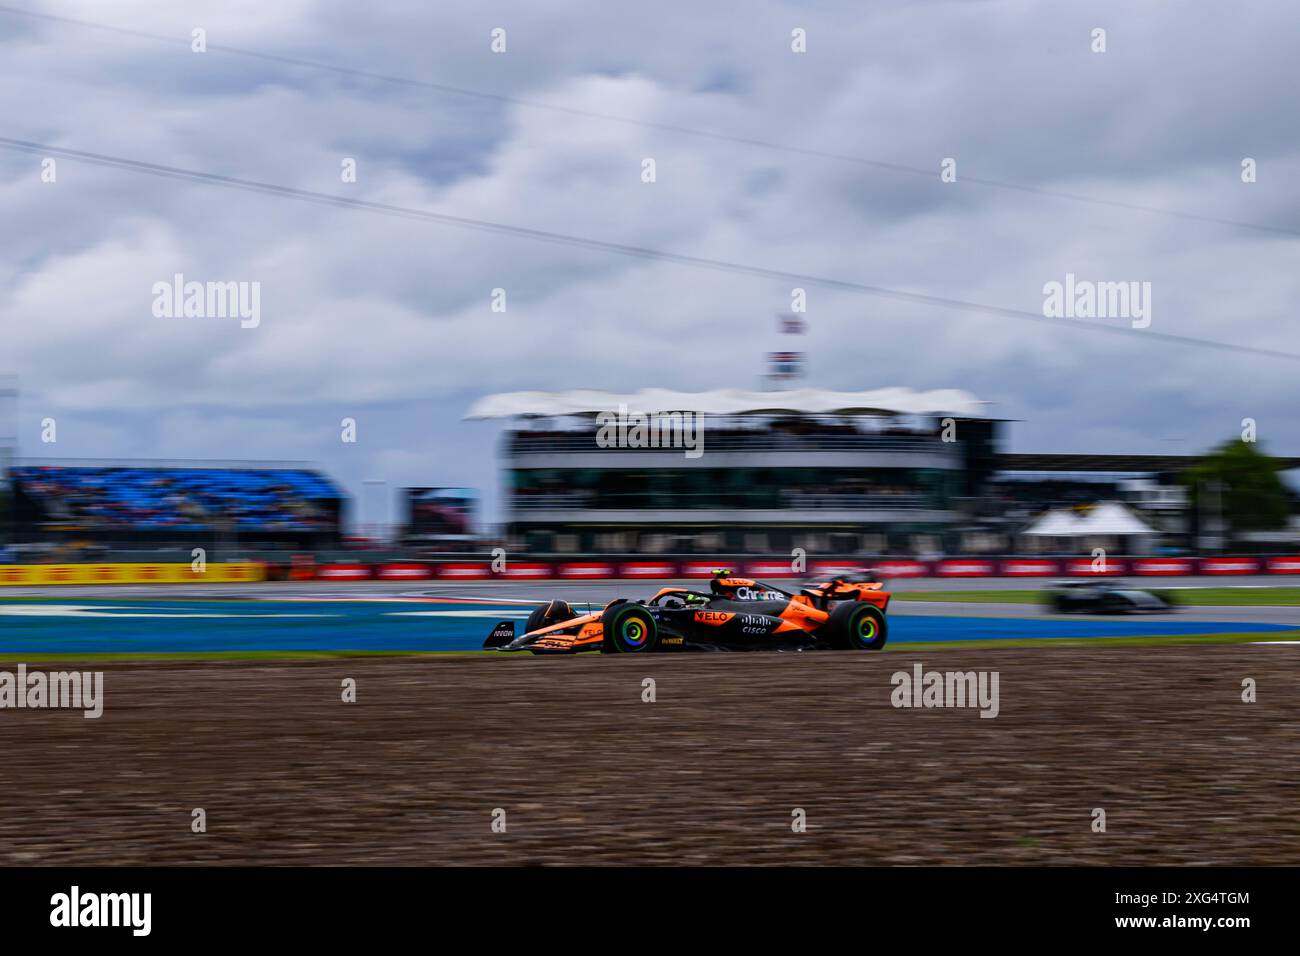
1183,439,1292,540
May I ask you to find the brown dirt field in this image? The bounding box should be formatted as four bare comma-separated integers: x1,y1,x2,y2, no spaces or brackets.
0,645,1296,865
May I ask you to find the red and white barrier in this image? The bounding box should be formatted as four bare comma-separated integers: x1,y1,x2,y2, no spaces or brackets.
375,563,434,580
808,560,872,577
435,563,493,580
744,560,799,578
496,563,554,580
620,561,681,578
302,555,1299,582
935,559,996,577
556,562,619,578
1130,558,1194,576
871,560,930,578
1000,559,1060,576
1198,557,1260,575
1064,558,1127,576
316,563,372,580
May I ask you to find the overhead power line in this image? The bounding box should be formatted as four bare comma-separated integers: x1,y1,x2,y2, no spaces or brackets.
0,4,1296,238
2,135,1296,364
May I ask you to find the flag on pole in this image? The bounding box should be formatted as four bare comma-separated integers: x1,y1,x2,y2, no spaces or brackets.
777,313,807,334
767,351,805,379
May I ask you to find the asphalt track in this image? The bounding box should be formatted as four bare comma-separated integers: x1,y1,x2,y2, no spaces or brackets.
4,572,1289,599
1,579,1297,653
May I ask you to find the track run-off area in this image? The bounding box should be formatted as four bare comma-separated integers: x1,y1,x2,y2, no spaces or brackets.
2,579,1299,654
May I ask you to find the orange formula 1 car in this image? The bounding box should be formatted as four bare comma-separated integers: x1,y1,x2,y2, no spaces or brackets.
483,569,890,654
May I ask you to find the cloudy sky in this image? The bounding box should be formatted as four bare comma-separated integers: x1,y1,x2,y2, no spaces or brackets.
2,0,1298,527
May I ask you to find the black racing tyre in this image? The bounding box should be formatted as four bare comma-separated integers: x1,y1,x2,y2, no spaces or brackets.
827,601,888,650
1101,595,1129,615
525,600,575,634
600,603,659,653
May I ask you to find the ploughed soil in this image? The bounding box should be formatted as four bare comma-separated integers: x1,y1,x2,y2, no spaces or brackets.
0,645,1296,865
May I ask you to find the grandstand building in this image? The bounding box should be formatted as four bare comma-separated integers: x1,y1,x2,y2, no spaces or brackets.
466,388,1000,554
467,389,1300,555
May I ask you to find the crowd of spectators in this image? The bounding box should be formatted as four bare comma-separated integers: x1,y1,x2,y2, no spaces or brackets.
511,471,930,510
11,466,340,532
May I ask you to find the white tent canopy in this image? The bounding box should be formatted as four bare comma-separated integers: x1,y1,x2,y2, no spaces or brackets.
1022,508,1086,536
1076,501,1157,536
464,387,987,420
1022,501,1156,537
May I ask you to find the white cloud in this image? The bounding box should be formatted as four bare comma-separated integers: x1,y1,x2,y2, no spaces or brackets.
2,0,1299,519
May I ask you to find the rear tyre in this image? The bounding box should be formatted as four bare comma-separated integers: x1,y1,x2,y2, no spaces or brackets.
525,600,575,634
601,603,659,653
827,602,887,650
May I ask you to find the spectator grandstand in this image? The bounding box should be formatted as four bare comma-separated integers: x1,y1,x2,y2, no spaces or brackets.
467,387,993,554
9,461,343,548
468,388,1300,556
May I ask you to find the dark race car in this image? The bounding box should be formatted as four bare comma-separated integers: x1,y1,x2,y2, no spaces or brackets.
483,569,891,653
1044,580,1174,614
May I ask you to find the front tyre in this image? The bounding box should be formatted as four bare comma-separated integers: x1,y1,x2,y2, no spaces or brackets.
827,602,888,650
601,603,659,653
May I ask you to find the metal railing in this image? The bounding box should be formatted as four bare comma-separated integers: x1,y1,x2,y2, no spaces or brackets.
508,432,955,456
783,492,930,510
11,456,325,471
512,491,935,512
